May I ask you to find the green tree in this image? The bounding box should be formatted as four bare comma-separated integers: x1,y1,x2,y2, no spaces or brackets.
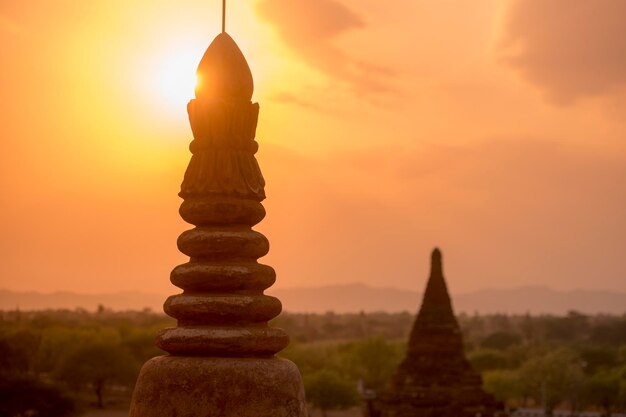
468,349,510,372
0,338,30,374
0,375,76,417
35,327,83,374
0,329,40,373
121,328,163,363
619,370,626,413
281,341,345,376
518,348,585,415
54,341,138,408
344,337,403,391
584,369,622,416
483,369,520,404
481,331,521,351
579,346,618,374
304,369,358,417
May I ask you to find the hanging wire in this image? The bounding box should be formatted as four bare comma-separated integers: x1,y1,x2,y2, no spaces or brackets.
222,0,226,33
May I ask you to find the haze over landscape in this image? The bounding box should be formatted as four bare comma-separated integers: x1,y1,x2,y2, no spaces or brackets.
3,284,626,315
1,0,625,307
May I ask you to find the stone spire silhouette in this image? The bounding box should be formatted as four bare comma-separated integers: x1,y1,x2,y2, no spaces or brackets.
378,248,502,417
129,32,307,417
157,32,286,357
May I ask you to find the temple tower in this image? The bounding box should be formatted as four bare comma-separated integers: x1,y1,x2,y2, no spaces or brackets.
129,32,307,417
378,248,502,417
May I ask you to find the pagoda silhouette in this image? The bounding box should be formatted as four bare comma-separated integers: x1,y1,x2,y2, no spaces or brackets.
129,22,307,417
377,248,503,417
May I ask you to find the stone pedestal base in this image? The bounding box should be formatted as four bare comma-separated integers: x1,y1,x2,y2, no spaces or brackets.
130,356,307,417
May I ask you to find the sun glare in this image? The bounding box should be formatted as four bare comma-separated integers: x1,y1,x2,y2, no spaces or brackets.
150,43,204,111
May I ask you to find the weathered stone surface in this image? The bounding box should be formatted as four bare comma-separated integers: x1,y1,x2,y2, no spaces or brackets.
177,226,270,259
155,325,289,357
179,197,266,226
129,30,306,417
377,248,504,417
130,356,306,417
170,262,276,292
164,293,282,324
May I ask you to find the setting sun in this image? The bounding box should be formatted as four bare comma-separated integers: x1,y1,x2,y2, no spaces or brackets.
149,43,202,111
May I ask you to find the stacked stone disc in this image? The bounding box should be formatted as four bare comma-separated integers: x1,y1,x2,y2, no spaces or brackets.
130,33,306,417
158,193,288,356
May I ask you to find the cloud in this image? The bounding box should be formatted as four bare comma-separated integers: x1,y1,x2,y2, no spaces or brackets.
270,92,325,111
257,139,626,292
500,0,626,105
256,0,394,97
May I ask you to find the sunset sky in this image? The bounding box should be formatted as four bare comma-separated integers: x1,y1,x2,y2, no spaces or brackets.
1,0,625,297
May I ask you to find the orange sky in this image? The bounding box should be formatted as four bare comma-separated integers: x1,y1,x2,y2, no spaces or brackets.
1,0,625,296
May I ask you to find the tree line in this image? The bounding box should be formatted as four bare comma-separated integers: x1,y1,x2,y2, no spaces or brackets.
0,308,625,416
275,310,626,416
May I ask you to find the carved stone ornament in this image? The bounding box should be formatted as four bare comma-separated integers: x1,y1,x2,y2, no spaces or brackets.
129,32,307,417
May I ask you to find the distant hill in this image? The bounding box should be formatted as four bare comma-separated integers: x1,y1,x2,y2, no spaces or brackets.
0,289,165,312
272,284,626,315
270,283,419,314
453,286,626,315
1,284,625,315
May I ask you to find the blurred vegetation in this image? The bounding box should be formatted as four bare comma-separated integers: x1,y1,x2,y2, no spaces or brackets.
1,308,625,415
304,369,358,417
0,307,168,415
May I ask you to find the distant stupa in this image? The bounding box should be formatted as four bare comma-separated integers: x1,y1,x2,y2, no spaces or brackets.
377,248,503,417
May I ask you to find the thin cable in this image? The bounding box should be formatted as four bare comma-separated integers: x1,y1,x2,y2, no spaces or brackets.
222,0,226,33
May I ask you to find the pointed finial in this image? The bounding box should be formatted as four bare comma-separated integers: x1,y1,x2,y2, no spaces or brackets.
194,33,254,101
431,247,442,277
415,247,454,322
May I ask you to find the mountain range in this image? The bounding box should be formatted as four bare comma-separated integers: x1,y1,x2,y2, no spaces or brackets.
1,284,625,315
